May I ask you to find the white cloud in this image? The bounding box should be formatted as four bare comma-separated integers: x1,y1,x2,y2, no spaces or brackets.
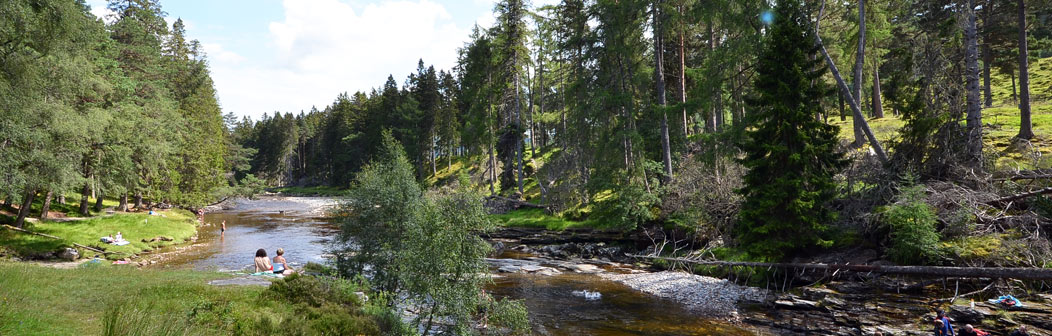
212,0,471,118
201,43,245,63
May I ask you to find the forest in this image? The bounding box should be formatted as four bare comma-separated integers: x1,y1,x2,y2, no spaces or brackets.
232,0,1052,262
3,0,1052,334
1,0,237,227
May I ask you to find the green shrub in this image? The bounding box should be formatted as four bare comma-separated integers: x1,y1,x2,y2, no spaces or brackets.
593,183,658,231
882,185,941,265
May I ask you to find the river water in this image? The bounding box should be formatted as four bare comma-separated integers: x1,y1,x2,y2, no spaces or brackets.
157,197,750,335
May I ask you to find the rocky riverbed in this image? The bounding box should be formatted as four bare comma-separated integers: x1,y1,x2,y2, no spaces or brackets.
488,227,1052,335
600,271,768,319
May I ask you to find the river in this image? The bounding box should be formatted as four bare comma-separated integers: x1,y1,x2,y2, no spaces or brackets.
156,196,752,335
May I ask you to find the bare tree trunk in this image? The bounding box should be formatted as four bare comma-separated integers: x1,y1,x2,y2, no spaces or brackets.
851,0,866,146
489,141,497,196
1016,0,1033,140
654,0,673,180
79,183,91,216
705,23,717,133
94,192,104,212
134,191,143,210
15,189,36,228
873,65,884,118
431,139,437,176
839,91,846,121
964,0,984,167
816,0,889,164
732,64,744,127
1011,71,1017,103
983,39,994,107
679,12,689,138
39,191,53,220
57,194,64,204
118,193,128,212
515,78,525,196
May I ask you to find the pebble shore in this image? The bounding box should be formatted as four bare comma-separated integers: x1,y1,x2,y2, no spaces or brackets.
600,271,768,317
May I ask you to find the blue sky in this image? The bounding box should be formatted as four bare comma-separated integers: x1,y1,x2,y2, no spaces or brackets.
86,0,554,120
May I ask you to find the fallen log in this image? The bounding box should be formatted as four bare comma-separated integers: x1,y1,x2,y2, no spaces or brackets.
485,196,548,210
2,224,110,254
628,254,1052,280
986,187,1052,206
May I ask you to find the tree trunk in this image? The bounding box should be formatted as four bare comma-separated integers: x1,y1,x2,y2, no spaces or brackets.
57,194,65,204
872,65,884,118
15,189,35,228
1016,0,1033,140
94,192,104,212
705,24,717,133
654,0,674,180
118,193,128,212
39,191,53,220
515,79,525,196
851,0,866,147
964,0,984,167
79,183,91,216
839,91,846,121
983,42,994,107
134,191,143,210
489,141,497,196
1011,71,1017,104
816,0,889,164
679,15,689,138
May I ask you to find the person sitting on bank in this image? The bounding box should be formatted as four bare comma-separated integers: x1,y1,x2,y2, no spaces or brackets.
935,309,955,336
273,248,293,275
959,324,989,336
254,248,272,273
1010,325,1030,336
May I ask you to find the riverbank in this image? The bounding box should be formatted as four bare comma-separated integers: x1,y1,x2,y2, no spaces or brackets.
0,209,199,261
0,262,393,335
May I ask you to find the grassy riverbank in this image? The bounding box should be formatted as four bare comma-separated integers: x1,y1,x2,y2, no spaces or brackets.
493,208,599,231
0,210,198,260
0,262,395,335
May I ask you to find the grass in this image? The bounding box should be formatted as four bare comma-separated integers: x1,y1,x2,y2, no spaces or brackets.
826,101,1052,169
0,210,198,260
270,186,347,197
0,263,392,335
491,208,598,231
824,57,1052,169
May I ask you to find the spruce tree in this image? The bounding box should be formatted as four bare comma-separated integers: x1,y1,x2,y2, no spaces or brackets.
735,0,847,261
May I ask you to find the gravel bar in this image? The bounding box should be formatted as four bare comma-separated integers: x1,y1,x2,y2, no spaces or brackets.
600,271,768,317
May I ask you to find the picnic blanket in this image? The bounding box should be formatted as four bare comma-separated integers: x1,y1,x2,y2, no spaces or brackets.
988,295,1024,307
112,240,130,246
250,272,284,278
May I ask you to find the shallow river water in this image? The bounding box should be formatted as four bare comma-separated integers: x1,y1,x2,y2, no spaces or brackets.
157,197,751,335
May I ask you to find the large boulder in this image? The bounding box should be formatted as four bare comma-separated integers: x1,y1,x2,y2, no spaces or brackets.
57,247,79,261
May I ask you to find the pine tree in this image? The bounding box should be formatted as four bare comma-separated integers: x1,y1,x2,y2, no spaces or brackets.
735,0,847,261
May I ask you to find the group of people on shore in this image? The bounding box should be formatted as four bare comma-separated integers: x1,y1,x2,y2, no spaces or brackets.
933,309,1030,336
254,248,294,275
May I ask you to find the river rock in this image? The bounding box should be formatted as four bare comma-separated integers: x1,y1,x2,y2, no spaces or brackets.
569,264,601,273
950,305,996,324
57,248,79,261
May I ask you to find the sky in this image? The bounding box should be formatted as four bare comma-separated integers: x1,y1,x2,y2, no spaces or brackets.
86,0,555,120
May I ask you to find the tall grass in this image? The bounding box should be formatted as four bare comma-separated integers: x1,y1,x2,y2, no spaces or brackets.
102,304,200,336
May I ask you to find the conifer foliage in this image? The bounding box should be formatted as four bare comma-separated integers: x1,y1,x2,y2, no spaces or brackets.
735,0,847,261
